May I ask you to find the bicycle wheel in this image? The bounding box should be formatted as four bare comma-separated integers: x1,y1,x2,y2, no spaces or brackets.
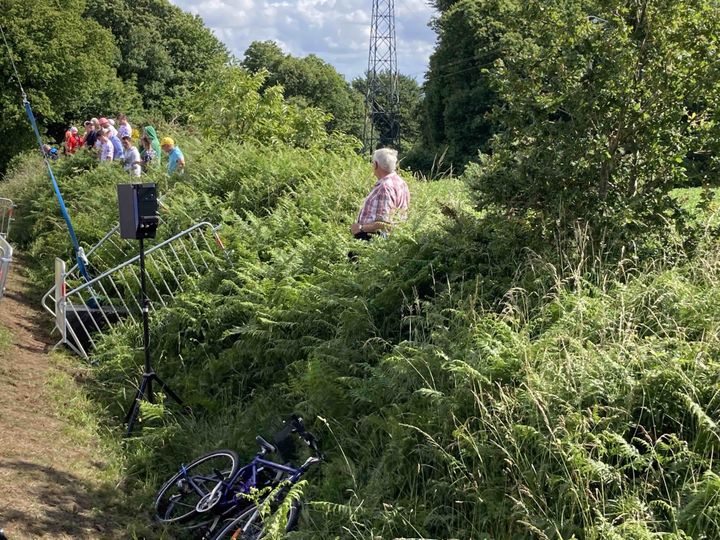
210,500,301,540
155,449,240,525
210,506,263,540
285,500,301,532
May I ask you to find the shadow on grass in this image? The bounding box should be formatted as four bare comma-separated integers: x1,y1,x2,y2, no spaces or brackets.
0,459,157,539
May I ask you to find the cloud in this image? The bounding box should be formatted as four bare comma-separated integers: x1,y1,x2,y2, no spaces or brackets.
169,0,436,80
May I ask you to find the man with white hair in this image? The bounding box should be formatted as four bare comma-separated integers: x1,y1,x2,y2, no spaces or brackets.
351,147,410,240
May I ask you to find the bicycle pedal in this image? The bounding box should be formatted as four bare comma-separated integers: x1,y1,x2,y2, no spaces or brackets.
175,478,191,494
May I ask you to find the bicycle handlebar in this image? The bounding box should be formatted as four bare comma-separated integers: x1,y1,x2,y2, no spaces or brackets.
299,455,323,471
254,415,324,462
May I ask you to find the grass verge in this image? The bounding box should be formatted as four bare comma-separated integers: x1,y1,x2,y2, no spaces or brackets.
44,352,166,539
0,324,11,352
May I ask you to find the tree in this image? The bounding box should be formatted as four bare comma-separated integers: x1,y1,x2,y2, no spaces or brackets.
417,0,506,171
84,0,229,111
242,41,285,76
242,41,364,139
185,63,335,149
464,0,720,236
0,0,139,172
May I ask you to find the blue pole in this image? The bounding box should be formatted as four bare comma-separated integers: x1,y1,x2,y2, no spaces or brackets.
23,100,90,281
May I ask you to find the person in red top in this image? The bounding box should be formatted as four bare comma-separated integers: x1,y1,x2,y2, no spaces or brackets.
64,126,82,154
351,147,410,241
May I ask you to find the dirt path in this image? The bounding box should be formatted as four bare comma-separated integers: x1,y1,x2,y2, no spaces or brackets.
0,257,125,539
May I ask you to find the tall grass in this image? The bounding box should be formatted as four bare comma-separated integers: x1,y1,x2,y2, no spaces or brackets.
3,131,720,539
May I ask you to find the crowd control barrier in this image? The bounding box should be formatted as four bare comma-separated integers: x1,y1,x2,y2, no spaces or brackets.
42,221,228,359
0,235,12,303
0,198,14,239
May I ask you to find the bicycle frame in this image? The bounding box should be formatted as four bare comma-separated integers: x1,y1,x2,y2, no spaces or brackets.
238,456,302,490
208,454,322,539
185,452,307,519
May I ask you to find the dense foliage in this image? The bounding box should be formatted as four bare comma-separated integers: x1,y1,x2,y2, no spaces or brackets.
242,41,364,139
0,0,140,171
3,0,720,538
183,63,342,150
412,0,501,171
466,0,720,236
84,0,229,112
418,0,720,192
5,125,720,539
241,41,426,154
0,0,228,172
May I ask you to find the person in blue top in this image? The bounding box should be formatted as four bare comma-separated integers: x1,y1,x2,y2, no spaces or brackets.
161,137,185,174
109,132,124,161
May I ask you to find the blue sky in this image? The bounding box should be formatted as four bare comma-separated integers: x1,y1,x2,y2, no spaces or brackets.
168,0,438,82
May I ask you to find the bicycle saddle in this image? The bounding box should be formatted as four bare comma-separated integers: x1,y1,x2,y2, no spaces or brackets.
256,435,277,455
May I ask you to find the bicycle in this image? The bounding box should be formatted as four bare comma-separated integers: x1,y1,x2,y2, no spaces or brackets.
155,415,323,539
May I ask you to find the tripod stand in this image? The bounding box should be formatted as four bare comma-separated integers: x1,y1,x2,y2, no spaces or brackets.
125,236,184,436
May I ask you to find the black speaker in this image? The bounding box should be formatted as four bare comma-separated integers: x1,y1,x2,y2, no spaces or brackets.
117,183,159,239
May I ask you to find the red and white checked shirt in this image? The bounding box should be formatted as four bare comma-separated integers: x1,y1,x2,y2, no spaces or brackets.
357,172,410,225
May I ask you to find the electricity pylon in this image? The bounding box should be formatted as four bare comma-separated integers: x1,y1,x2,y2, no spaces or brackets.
363,0,400,152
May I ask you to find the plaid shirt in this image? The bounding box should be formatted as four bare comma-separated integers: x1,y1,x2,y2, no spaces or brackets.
357,172,410,224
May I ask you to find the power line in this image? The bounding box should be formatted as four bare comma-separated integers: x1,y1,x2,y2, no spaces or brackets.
0,23,27,100
428,58,499,82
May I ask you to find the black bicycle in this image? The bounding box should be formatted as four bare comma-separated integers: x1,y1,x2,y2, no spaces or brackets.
155,415,323,539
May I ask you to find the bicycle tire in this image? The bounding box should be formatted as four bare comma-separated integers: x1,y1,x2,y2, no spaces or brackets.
210,506,263,540
210,500,301,540
285,500,301,532
155,449,241,525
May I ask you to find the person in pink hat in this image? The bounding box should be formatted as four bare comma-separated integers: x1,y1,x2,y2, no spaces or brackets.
99,117,118,138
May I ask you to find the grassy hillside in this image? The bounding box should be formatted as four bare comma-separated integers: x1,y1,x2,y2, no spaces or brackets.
3,130,720,539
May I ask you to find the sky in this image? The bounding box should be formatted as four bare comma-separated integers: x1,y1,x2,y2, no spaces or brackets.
168,0,438,82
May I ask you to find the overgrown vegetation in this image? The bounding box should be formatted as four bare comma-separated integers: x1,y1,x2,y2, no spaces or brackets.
2,0,720,538
0,0,141,170
84,0,229,111
415,0,720,180
241,41,365,139
5,126,720,538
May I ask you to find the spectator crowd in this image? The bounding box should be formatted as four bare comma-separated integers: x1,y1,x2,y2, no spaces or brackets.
43,118,411,244
44,114,185,176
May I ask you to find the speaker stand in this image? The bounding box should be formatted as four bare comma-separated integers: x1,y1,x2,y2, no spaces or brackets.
125,237,185,436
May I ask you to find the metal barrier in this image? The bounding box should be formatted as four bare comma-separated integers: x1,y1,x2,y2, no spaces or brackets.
0,235,12,303
42,221,228,359
0,198,14,239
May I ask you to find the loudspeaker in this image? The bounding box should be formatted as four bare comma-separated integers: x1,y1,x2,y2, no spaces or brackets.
117,183,159,239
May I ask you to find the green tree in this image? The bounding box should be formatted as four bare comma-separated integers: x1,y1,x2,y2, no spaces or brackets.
0,0,139,172
185,63,340,150
242,41,364,138
84,0,229,111
465,0,720,236
418,0,505,171
242,40,285,75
